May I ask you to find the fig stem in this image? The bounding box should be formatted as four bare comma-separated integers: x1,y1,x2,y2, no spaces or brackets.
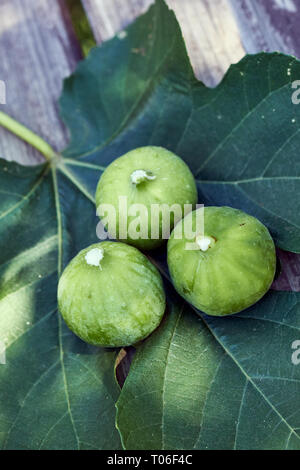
196,236,215,252
0,110,56,161
84,247,104,269
131,169,156,185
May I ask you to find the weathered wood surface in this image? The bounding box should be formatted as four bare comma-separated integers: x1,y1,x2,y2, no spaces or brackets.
0,0,81,165
83,0,300,83
229,0,300,57
82,0,245,87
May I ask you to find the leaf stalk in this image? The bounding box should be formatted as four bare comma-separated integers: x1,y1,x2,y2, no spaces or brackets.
0,110,56,161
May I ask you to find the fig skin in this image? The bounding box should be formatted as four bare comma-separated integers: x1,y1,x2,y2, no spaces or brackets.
95,146,197,250
167,206,276,316
57,242,166,347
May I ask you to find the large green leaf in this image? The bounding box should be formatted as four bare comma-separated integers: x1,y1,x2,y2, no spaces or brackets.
60,0,300,253
0,160,121,450
1,0,300,450
116,291,300,450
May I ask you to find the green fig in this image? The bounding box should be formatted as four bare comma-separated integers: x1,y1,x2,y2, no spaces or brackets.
167,206,276,316
95,146,197,250
58,242,166,347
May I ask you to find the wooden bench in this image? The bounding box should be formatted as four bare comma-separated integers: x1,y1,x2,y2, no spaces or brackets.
0,0,299,289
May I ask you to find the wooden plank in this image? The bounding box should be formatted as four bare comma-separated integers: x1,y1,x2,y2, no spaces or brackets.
0,0,82,165
82,0,245,86
229,0,300,57
82,0,153,42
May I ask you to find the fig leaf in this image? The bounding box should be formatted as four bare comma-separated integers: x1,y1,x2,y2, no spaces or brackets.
0,161,121,450
116,291,300,450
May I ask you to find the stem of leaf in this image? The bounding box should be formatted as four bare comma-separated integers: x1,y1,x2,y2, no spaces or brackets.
0,110,56,161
